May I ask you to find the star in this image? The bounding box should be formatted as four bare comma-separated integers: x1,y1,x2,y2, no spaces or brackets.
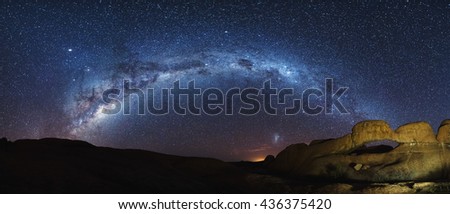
1,1,448,162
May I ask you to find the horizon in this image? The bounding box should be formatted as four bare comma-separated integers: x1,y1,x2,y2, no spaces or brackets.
1,1,449,161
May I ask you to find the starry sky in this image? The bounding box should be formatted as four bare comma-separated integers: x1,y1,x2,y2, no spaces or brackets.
1,1,449,161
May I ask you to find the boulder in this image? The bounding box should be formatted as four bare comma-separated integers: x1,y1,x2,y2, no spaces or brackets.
351,120,394,145
437,119,450,143
310,134,354,155
394,121,438,143
263,155,275,166
269,143,309,173
441,120,450,126
269,134,354,174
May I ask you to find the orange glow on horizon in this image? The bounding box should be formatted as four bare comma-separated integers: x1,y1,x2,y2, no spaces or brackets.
250,156,266,162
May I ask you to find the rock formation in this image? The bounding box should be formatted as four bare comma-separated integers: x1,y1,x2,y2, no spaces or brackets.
351,120,394,145
437,120,450,143
394,121,438,143
269,119,450,182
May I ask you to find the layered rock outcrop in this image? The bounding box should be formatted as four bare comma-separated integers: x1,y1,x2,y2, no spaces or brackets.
269,120,450,182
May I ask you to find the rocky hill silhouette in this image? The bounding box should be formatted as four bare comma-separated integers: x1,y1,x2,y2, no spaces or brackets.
0,138,252,193
1,119,449,193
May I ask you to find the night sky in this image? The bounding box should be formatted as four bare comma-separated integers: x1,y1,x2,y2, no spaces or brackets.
1,1,449,161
